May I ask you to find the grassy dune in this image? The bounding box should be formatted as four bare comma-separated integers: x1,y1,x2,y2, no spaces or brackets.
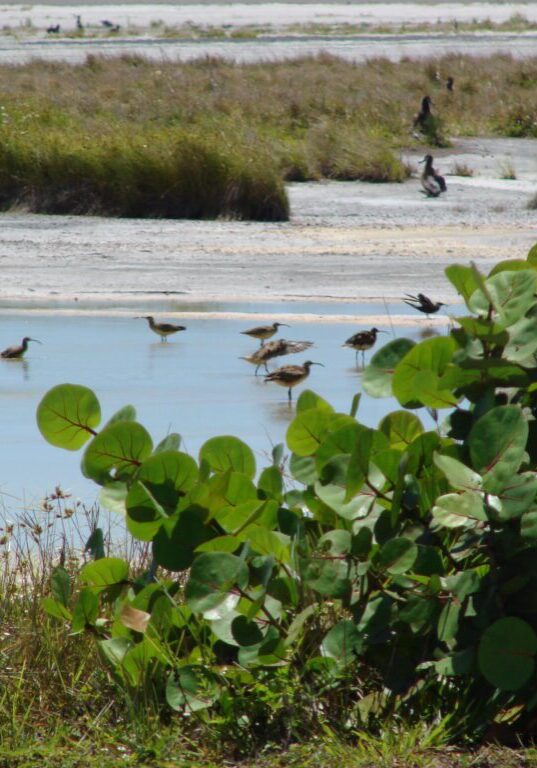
0,52,536,218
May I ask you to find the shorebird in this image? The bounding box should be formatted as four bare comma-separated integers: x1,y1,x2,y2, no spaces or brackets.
1,337,41,359
241,339,313,375
46,24,60,33
75,14,83,30
343,328,385,364
136,316,186,342
446,76,454,92
404,293,446,318
419,154,447,197
265,360,323,401
240,322,289,346
413,95,433,131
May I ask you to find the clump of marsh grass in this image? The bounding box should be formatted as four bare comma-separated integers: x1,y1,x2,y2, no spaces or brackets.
452,162,474,177
0,130,289,221
499,159,517,180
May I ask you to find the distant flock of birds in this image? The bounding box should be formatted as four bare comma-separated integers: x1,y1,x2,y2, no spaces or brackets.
46,16,120,34
1,295,445,402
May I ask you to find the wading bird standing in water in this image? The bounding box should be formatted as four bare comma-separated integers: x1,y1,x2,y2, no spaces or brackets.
265,360,323,401
241,339,313,376
240,321,289,346
136,316,187,342
404,293,446,318
343,328,385,365
419,154,447,198
1,337,41,359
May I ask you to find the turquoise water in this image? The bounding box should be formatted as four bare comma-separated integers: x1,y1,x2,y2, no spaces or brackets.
0,310,442,512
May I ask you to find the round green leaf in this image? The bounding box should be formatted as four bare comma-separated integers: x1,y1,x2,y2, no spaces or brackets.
82,421,153,485
199,436,255,479
287,408,332,457
154,507,212,571
231,615,264,646
469,270,537,328
302,558,350,598
166,666,217,713
392,337,458,409
377,537,418,575
433,453,482,492
362,338,416,398
37,383,101,450
126,451,199,540
80,557,128,588
468,406,528,493
432,491,487,528
379,411,423,450
322,620,362,665
185,553,249,614
478,617,537,691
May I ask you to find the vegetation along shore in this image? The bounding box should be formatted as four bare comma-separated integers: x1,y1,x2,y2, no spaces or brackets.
0,52,537,220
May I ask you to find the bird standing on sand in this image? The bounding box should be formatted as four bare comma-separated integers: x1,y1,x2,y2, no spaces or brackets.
265,360,323,401
404,293,446,318
419,154,447,198
413,95,433,131
1,337,41,359
446,76,454,92
343,328,385,364
136,316,186,342
241,339,313,376
240,322,289,346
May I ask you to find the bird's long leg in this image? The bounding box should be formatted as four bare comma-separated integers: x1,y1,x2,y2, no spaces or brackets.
264,362,269,374
362,350,366,366
288,388,292,402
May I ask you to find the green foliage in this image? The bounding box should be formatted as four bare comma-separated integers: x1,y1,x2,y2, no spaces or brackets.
37,249,537,742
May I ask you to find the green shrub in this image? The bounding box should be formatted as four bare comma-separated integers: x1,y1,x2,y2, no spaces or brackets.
37,248,537,745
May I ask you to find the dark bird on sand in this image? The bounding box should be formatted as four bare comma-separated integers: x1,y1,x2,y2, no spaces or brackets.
136,316,186,341
404,293,446,317
413,95,433,131
46,24,60,33
265,360,324,401
446,76,454,92
241,339,313,375
240,321,289,346
1,337,41,359
419,154,447,197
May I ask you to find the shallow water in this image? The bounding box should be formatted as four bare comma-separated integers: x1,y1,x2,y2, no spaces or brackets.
0,309,444,512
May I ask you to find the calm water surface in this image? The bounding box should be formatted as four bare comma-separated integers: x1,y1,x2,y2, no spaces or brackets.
0,309,442,512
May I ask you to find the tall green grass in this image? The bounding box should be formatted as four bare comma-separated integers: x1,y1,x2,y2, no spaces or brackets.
0,129,289,221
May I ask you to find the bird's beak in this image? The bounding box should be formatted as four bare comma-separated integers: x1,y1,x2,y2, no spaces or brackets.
312,362,325,367
30,338,42,344
280,323,290,327
418,158,426,164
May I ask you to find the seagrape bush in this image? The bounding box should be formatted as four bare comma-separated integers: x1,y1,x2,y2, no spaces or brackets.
37,248,537,740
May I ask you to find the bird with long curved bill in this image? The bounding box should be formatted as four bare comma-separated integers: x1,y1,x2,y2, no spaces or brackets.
136,316,187,341
264,360,323,401
1,337,41,359
403,293,446,318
